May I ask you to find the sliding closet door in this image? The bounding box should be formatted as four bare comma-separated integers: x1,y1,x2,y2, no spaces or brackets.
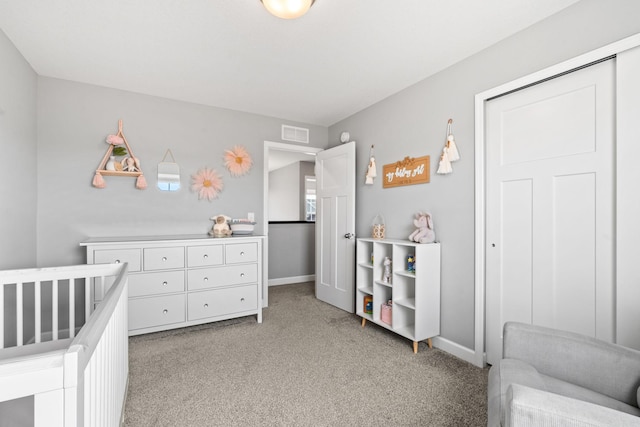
485,59,616,365
616,45,640,351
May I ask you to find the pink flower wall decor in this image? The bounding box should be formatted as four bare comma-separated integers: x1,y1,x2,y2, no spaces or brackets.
191,167,223,201
106,134,124,145
224,145,253,177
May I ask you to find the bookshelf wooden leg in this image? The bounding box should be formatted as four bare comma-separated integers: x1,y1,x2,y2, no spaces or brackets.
361,317,366,327
427,338,433,349
413,341,418,354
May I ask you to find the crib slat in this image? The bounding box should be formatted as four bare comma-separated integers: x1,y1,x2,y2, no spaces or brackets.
53,280,59,341
17,282,23,346
98,275,105,303
69,278,75,339
85,275,91,320
0,284,4,349
35,280,42,343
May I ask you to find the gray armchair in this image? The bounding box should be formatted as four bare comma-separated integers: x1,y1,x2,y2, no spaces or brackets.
488,322,640,426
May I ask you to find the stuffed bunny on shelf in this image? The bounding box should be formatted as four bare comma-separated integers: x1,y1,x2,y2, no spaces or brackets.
409,211,435,244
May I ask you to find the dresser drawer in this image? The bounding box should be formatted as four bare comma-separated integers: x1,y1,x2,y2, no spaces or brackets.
225,243,258,264
129,294,185,331
187,285,258,321
187,245,224,268
143,247,185,271
94,249,141,272
187,264,258,290
128,271,185,297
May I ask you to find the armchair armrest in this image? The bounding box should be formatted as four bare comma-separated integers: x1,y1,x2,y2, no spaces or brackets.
503,322,640,406
507,384,640,427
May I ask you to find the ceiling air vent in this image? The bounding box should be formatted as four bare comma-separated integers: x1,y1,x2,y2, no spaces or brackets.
282,125,309,144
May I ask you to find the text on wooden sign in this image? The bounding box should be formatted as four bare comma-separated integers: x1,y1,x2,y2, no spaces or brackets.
382,155,430,188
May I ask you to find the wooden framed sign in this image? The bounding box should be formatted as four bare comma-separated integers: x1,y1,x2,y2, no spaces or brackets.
383,155,430,188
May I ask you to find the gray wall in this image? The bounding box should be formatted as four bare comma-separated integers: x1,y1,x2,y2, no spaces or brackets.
0,29,37,269
269,160,315,221
36,77,328,267
269,162,300,221
268,222,315,281
329,0,640,350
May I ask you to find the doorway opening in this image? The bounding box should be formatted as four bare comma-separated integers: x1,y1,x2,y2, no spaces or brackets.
262,141,322,307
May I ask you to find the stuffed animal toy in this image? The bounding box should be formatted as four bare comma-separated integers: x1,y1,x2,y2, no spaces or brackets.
408,211,435,243
210,214,232,237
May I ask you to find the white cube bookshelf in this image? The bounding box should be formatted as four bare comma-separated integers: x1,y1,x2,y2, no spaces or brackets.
356,238,441,353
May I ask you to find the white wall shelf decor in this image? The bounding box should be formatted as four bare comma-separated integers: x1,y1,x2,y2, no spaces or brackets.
356,238,440,353
81,234,264,336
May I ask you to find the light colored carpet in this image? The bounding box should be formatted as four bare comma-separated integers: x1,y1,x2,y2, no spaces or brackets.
124,282,488,426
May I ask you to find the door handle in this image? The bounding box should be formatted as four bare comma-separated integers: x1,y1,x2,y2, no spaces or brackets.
344,233,355,239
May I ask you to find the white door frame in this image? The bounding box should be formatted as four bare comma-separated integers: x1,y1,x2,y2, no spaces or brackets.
262,141,323,307
473,33,640,368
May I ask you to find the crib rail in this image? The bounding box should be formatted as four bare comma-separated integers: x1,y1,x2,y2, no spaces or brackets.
0,264,118,349
0,263,129,427
65,263,129,426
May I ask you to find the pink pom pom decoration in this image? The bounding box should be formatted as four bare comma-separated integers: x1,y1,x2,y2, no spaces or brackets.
106,134,124,145
92,172,106,188
136,174,147,190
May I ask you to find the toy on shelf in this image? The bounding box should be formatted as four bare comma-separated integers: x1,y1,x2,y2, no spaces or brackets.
372,213,385,239
407,254,415,273
92,119,147,189
364,295,373,315
383,256,392,284
381,300,392,325
209,214,232,237
409,211,435,243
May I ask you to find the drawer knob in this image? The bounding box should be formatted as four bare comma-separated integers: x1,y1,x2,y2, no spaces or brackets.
115,259,121,264
162,257,167,261
241,298,245,302
204,254,208,259
240,251,245,256
163,309,168,314
162,281,168,286
240,273,245,277
204,277,209,282
204,303,209,308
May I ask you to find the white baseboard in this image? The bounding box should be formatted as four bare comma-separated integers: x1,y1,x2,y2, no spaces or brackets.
431,336,483,367
269,275,315,287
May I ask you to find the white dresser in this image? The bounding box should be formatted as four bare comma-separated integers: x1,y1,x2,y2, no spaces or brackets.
81,234,264,336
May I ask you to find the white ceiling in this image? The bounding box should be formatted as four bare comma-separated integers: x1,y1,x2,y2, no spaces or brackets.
0,0,580,127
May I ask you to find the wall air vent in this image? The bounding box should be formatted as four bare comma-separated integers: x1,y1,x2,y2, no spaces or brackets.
281,125,309,144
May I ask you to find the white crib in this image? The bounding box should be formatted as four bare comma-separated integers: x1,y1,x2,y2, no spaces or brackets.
0,263,129,427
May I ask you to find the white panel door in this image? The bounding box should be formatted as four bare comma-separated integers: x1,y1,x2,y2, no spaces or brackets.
315,141,356,312
485,59,615,365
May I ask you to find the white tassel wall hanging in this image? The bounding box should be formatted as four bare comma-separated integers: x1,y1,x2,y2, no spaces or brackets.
365,144,377,184
436,148,452,174
436,118,459,175
445,119,460,162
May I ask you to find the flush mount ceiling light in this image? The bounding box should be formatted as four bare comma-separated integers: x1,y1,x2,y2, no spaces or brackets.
261,0,315,19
